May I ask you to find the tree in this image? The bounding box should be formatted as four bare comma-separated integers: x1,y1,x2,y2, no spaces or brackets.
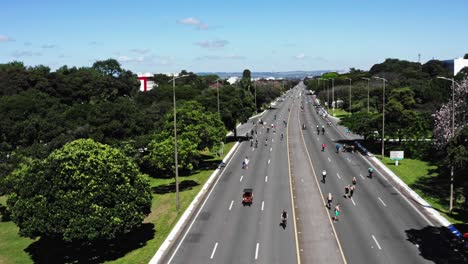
433,79,468,148
162,101,226,151
340,111,380,140
447,126,468,207
464,53,468,59
5,139,151,242
240,69,252,91
145,131,199,176
422,60,450,78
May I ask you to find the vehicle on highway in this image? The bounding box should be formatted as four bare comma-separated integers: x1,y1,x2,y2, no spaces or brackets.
242,188,253,206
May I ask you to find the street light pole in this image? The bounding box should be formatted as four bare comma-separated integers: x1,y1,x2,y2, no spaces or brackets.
362,77,370,113
215,79,221,115
169,74,189,211
254,80,257,114
437,76,459,213
331,78,335,114
374,77,387,160
345,78,352,113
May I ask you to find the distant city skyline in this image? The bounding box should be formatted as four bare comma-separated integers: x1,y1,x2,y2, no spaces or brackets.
1,0,467,73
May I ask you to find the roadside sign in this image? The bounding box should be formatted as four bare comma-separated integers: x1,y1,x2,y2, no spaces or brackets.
390,151,404,166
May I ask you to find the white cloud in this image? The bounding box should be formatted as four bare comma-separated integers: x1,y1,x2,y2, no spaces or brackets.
130,48,150,54
195,40,229,49
11,50,42,57
0,35,14,42
196,55,246,60
177,17,208,30
41,44,56,49
295,53,306,59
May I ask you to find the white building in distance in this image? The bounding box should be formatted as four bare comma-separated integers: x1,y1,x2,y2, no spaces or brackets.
442,57,468,75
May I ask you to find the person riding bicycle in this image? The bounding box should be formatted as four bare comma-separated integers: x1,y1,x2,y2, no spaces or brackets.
322,170,327,183
316,125,320,134
368,167,374,178
281,210,288,226
321,125,325,135
281,133,284,140
321,143,326,151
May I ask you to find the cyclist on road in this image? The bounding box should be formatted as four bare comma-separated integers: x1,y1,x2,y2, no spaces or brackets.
368,167,374,178
321,125,325,135
322,170,327,183
321,143,326,152
327,193,333,209
316,125,320,135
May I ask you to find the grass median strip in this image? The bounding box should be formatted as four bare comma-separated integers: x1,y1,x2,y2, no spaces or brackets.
377,155,464,224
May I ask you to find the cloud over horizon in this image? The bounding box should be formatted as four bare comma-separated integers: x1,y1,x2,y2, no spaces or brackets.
177,17,209,30
0,35,14,42
12,50,42,57
195,40,229,49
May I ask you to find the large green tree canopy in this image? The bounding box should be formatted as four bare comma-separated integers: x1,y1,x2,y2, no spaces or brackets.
6,139,151,242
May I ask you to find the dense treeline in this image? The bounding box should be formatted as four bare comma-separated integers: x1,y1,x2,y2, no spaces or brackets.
0,59,294,183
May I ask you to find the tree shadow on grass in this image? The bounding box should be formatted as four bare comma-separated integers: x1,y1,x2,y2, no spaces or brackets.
405,226,468,263
151,180,199,194
24,223,155,264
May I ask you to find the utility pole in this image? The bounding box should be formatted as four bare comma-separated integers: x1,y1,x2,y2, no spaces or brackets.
374,77,387,160
362,77,370,113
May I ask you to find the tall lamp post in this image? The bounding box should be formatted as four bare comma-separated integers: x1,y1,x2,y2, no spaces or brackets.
362,77,370,113
254,80,257,114
373,77,387,160
215,78,222,115
345,78,352,113
169,74,189,211
437,76,458,213
331,78,335,114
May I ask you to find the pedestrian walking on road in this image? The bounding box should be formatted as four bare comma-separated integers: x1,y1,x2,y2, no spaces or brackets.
333,203,341,222
349,185,355,198
316,125,320,135
321,125,325,135
321,143,326,152
322,170,327,183
344,184,350,198
352,176,357,185
327,193,333,209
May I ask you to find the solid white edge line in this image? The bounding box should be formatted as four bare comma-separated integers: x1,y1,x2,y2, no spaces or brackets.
164,143,243,264
265,176,268,182
210,242,219,259
228,200,234,211
261,201,265,211
378,197,387,207
240,175,243,182
255,243,260,260
372,235,382,250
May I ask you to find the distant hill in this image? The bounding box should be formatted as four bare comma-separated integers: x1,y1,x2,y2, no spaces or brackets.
197,70,340,80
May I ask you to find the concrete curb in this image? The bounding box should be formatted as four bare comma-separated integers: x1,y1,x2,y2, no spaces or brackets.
149,141,241,264
368,155,461,237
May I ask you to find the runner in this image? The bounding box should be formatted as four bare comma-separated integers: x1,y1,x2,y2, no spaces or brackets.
345,184,350,198
333,203,341,222
349,185,355,198
352,176,357,185
327,193,333,209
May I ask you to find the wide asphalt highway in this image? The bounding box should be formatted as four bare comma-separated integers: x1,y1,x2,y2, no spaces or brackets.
296,81,437,264
165,87,298,263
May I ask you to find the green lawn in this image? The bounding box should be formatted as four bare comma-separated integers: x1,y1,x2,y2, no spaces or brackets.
331,108,350,119
377,155,464,224
0,141,235,264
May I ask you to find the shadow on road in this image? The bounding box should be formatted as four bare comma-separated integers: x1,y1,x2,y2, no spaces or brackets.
25,223,155,264
405,226,467,263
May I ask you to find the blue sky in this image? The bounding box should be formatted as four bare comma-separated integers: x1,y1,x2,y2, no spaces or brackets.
1,0,467,73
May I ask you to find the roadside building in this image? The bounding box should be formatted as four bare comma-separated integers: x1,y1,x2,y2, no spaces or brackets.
442,57,468,75
137,73,156,92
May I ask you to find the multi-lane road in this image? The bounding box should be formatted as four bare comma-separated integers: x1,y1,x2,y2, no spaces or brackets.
162,82,462,263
